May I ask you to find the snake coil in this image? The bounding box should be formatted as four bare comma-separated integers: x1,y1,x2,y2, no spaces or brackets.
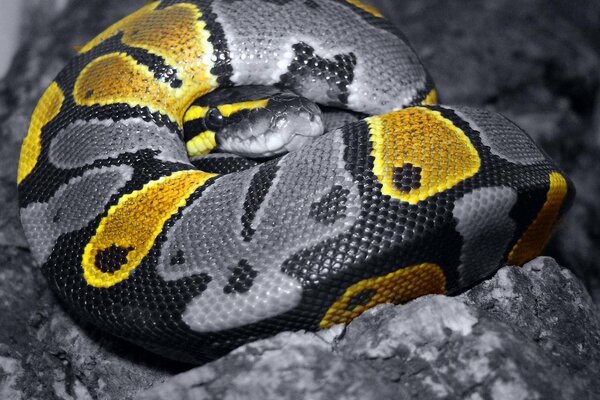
17,0,574,363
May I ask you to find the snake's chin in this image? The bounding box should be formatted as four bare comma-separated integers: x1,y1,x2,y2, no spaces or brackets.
218,110,325,158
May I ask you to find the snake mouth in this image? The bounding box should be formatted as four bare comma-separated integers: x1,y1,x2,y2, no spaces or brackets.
217,96,325,158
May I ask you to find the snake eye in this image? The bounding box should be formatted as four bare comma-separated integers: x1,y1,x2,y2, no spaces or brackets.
205,107,224,131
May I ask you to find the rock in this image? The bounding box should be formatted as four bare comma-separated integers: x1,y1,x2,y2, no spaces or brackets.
1,0,600,399
140,258,600,400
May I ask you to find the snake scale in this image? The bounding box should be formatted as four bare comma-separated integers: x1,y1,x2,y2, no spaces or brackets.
17,0,574,363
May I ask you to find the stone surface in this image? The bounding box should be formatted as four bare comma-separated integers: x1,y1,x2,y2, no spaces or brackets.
140,258,600,400
0,0,599,399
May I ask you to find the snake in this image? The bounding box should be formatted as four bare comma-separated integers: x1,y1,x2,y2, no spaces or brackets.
17,0,574,363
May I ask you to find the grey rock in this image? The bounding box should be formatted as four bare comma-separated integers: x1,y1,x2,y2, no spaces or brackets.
140,258,600,400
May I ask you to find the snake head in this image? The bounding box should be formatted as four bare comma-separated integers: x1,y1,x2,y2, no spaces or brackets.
183,87,325,159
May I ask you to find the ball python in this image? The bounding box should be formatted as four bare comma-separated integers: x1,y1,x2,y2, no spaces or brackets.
17,0,574,363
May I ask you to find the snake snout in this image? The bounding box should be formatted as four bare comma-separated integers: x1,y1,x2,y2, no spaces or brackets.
218,93,325,158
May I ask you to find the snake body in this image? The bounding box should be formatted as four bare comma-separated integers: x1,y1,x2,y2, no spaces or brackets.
17,0,574,363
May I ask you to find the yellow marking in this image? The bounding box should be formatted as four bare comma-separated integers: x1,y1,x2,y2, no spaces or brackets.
345,0,384,18
217,99,269,118
320,263,446,328
183,105,210,122
17,82,64,184
77,2,217,124
82,170,217,288
508,172,568,266
72,44,84,53
186,131,217,157
421,89,438,105
368,107,480,204
74,53,177,118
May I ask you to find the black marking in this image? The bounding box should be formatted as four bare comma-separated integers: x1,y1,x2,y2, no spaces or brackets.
151,65,183,89
170,249,186,266
309,185,350,225
94,245,133,273
304,0,320,8
194,0,234,86
192,85,282,106
278,42,356,106
393,163,422,193
241,162,280,241
110,31,185,89
225,0,319,7
80,103,180,137
346,288,377,311
411,72,437,106
52,208,63,223
190,154,259,174
223,260,258,294
183,118,208,143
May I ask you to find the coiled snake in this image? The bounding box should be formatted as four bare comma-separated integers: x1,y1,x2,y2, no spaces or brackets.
17,0,574,363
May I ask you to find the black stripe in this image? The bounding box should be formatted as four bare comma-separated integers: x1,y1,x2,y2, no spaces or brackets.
240,161,280,241
195,0,234,87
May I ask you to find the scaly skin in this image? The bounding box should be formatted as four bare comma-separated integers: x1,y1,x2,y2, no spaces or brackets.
17,0,573,363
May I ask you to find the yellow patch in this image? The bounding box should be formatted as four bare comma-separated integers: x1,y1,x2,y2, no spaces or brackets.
74,53,177,118
82,170,217,288
508,172,568,266
320,263,446,328
184,105,210,122
186,131,217,157
345,0,384,18
421,89,438,105
217,99,269,117
76,2,217,124
368,108,480,204
17,82,64,184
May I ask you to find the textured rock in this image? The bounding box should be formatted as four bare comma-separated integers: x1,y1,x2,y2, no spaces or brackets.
140,258,600,400
1,0,600,399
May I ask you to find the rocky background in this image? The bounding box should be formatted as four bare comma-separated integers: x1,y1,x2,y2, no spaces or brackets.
0,0,599,399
